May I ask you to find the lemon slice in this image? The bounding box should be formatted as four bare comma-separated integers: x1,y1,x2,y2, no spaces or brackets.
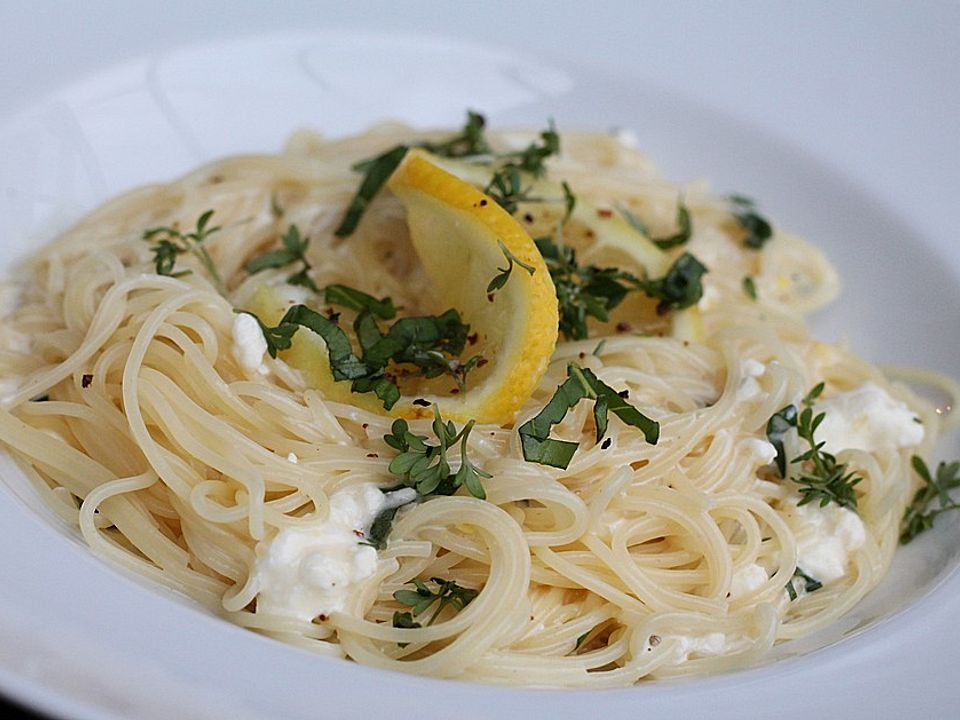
250,150,558,424
386,149,558,422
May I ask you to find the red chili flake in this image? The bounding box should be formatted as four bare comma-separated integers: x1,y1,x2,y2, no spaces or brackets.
467,332,479,345
476,357,489,368
81,374,93,388
318,614,329,622
616,321,631,333
353,529,365,538
324,308,341,324
413,398,430,407
487,293,495,303
450,388,460,394
597,208,613,218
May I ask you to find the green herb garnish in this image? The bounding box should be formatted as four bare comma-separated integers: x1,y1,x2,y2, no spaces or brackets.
900,455,960,544
384,405,490,500
535,236,707,340
619,201,692,250
245,224,319,293
484,164,531,215
392,577,479,632
518,363,659,469
742,276,758,300
334,144,410,238
245,300,480,409
766,383,863,512
420,110,492,158
143,209,225,294
786,567,823,601
730,195,773,250
487,239,537,293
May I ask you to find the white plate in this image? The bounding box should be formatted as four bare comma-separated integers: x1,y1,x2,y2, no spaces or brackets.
0,27,958,720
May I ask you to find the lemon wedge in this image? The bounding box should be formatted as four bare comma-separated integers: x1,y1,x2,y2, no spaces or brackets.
385,149,558,422
250,149,558,424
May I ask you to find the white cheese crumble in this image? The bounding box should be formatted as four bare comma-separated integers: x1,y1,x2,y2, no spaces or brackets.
286,452,299,464
254,484,416,621
813,382,923,454
736,359,766,401
788,501,866,583
730,563,768,599
743,438,777,466
231,312,269,376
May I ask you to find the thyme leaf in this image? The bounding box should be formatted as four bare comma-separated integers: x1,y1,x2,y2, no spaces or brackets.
143,209,225,294
900,455,960,544
487,239,537,293
392,577,479,631
384,405,490,500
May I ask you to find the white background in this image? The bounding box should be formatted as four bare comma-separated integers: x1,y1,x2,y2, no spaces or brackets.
0,2,957,719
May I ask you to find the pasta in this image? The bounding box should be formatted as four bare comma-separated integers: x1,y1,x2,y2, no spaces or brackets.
0,118,954,687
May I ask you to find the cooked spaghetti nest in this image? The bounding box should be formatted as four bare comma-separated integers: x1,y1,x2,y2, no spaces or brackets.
0,120,951,687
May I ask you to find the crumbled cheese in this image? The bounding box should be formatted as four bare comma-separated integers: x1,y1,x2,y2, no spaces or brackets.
814,382,923,454
743,438,777,466
736,359,766,401
698,284,721,312
287,452,299,464
231,313,269,376
730,563,768,598
789,502,866,583
254,484,416,621
658,631,749,663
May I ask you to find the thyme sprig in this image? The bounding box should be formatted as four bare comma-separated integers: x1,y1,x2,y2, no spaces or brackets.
535,235,707,340
244,224,319,292
392,577,479,632
900,456,960,544
384,405,490,500
143,209,226,294
519,363,659,469
487,239,537,293
765,383,863,512
619,201,692,250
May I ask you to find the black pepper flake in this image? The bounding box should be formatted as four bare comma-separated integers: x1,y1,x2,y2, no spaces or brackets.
413,398,430,407
467,332,479,345
479,199,488,207
362,423,369,429
601,437,612,450
81,374,93,388
618,389,629,399
318,614,329,622
523,213,534,223
578,352,586,360
487,293,495,303
615,321,631,333
366,453,378,458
